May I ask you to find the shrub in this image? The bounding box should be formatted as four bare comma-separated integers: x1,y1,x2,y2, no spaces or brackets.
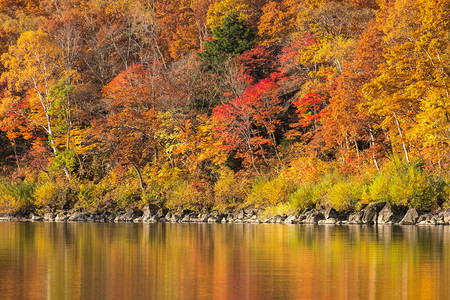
258,203,292,220
166,179,213,211
77,182,100,209
326,179,366,212
0,181,36,214
289,185,316,212
247,174,294,206
34,181,62,210
367,158,444,211
112,183,141,210
214,167,248,206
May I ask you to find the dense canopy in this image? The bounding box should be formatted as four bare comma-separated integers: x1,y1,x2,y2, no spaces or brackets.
0,0,448,214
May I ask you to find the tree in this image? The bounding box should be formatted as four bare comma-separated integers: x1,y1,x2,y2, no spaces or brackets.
363,0,450,167
98,64,159,190
1,30,78,179
257,0,300,47
198,11,255,70
206,0,250,31
212,76,284,173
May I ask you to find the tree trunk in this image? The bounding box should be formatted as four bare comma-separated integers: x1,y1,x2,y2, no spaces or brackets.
393,112,410,163
369,128,379,171
131,163,146,191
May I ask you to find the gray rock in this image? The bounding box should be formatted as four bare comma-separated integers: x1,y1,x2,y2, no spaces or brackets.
442,209,450,224
69,212,91,222
322,205,339,220
399,207,419,225
44,212,55,221
417,213,434,225
273,215,286,223
348,211,364,224
304,209,324,224
377,203,406,224
102,212,116,222
181,214,191,222
233,210,245,220
324,218,337,224
284,215,297,224
0,214,12,221
114,209,137,222
318,218,337,225
92,214,106,222
248,218,261,223
55,212,69,222
297,213,308,223
200,214,209,222
141,205,153,221
31,213,43,221
362,202,386,224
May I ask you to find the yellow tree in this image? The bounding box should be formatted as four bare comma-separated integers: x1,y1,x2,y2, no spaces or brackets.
363,0,449,166
1,30,79,178
257,0,300,47
206,0,250,31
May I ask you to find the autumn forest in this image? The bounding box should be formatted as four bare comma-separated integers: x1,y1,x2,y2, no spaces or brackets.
0,0,448,215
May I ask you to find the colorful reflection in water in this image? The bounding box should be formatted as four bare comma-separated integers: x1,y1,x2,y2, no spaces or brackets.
0,223,449,300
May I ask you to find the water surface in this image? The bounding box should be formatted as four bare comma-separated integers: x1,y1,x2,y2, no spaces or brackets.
0,222,449,300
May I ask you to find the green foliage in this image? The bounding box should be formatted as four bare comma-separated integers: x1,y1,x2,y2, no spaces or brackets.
50,150,77,175
289,170,343,212
258,203,292,220
76,182,102,209
166,179,213,211
0,0,447,216
326,180,366,212
0,181,36,213
289,185,316,212
213,167,248,206
198,11,255,69
111,183,141,210
247,174,294,206
367,158,445,211
34,181,61,209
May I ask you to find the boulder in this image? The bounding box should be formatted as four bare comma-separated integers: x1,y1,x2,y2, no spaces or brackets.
284,215,298,224
114,209,138,222
348,211,364,224
44,212,55,221
243,206,258,218
141,205,155,222
68,212,91,222
323,207,338,220
377,203,406,224
199,214,210,222
362,202,386,224
273,215,286,223
102,212,116,222
0,214,12,221
233,210,245,220
399,207,419,225
442,209,450,224
318,218,337,225
55,212,70,222
303,209,324,224
30,213,43,222
417,213,435,225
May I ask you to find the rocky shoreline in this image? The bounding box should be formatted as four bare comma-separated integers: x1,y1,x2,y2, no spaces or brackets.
1,202,450,225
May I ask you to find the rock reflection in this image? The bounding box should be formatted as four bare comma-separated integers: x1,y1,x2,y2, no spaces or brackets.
0,223,449,300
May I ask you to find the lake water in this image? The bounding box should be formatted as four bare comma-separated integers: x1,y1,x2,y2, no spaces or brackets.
0,222,449,300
